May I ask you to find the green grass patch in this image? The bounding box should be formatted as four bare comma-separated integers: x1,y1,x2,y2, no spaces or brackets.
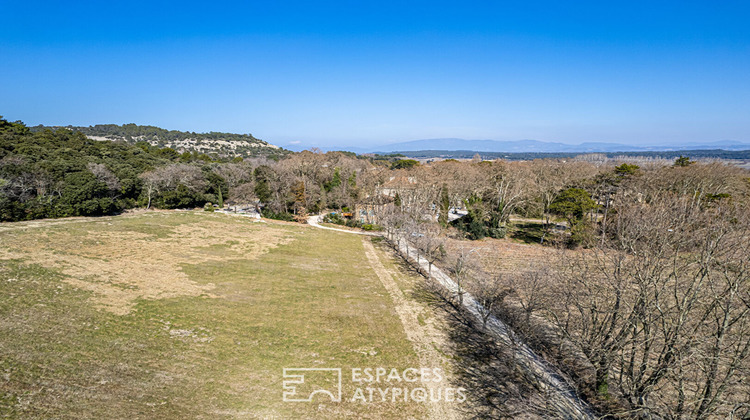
0,212,428,419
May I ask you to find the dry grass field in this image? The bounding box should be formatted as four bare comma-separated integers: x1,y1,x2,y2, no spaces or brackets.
0,211,460,419
443,235,553,276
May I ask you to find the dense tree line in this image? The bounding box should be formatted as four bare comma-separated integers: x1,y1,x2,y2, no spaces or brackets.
1,118,380,222
0,118,237,221
30,123,266,145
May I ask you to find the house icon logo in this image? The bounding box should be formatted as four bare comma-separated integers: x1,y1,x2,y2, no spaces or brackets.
282,368,342,402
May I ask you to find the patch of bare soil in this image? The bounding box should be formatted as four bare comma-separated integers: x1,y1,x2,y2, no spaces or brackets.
0,217,296,315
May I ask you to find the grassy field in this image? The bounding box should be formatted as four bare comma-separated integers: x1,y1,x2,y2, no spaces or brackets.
0,211,455,419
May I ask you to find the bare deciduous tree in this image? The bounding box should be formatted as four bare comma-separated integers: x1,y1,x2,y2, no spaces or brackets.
87,163,121,192
415,230,445,278
470,271,513,330
529,194,750,418
447,246,480,306
139,164,207,209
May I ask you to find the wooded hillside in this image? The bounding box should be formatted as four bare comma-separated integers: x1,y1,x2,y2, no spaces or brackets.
29,123,289,160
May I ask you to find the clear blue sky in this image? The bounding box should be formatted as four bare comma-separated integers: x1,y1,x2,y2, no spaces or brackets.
2,1,749,148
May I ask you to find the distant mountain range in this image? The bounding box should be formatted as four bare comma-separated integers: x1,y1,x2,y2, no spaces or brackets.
371,138,750,154
287,138,750,154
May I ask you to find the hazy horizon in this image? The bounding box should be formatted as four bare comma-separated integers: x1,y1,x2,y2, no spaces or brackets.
279,136,750,152
2,1,749,149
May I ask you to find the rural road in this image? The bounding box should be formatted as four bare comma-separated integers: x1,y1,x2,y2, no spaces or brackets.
307,214,595,419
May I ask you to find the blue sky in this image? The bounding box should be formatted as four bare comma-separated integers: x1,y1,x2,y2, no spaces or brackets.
2,1,749,149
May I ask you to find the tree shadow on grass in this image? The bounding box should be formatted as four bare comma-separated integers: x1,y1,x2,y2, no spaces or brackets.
508,222,547,245
413,283,567,419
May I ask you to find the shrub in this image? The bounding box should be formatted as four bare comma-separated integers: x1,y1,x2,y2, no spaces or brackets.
345,219,360,228
489,227,507,239
568,220,595,248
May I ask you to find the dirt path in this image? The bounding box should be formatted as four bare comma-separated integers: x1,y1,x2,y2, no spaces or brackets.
362,239,459,420
306,215,379,236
